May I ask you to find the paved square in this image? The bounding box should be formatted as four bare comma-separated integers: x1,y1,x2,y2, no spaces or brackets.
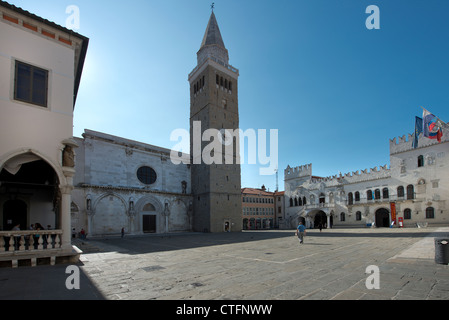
77,227,449,300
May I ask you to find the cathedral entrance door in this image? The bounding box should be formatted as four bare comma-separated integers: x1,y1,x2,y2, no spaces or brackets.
143,215,156,233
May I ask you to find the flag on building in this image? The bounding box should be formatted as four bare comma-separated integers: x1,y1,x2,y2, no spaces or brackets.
412,116,423,149
422,108,443,143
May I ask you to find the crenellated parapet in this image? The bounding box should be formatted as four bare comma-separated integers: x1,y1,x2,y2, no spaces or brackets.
390,129,448,155
284,164,312,180
306,164,391,187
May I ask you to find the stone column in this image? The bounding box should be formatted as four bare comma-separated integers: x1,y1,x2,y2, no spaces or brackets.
61,165,76,252
163,200,170,234
60,185,73,252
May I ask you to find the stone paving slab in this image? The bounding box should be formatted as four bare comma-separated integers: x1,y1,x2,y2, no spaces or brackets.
76,227,449,300
0,227,448,300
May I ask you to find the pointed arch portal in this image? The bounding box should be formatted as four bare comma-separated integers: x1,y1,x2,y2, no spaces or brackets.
375,208,390,228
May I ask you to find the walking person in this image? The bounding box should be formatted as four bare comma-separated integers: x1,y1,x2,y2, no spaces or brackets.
121,227,125,239
296,221,307,244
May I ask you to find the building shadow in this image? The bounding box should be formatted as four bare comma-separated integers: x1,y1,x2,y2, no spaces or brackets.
0,261,105,300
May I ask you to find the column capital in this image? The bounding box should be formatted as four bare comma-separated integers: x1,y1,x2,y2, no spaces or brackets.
60,185,74,194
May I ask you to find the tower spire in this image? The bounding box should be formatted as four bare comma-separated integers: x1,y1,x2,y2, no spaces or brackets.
197,10,229,65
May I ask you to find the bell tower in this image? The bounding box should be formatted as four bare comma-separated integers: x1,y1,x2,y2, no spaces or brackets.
188,11,242,233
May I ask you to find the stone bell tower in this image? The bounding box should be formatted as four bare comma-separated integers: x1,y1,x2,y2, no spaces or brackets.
188,10,242,232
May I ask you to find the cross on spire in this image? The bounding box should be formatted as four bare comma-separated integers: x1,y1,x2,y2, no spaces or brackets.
211,2,215,12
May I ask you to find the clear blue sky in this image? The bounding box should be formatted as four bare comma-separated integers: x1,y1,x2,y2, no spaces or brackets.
11,0,449,191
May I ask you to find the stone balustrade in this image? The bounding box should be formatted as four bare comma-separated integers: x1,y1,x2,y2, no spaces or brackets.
0,230,63,253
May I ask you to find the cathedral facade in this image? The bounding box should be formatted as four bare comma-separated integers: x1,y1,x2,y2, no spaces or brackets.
71,130,192,236
283,128,449,229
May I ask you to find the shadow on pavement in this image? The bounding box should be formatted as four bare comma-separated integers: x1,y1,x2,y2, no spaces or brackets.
0,262,105,300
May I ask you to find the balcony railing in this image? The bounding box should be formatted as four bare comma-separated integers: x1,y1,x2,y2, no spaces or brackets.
0,230,63,253
347,194,418,206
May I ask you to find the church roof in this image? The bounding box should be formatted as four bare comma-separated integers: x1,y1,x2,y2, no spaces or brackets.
200,11,226,49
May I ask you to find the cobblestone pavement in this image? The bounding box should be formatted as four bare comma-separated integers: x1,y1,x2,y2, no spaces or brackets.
74,227,449,300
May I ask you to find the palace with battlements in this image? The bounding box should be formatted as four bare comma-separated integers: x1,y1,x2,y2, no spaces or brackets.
283,128,449,229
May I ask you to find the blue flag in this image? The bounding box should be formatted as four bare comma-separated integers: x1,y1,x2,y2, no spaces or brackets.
413,116,423,149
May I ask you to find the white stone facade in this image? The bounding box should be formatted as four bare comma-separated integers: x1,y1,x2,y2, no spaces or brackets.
71,130,192,236
283,129,449,229
0,1,88,256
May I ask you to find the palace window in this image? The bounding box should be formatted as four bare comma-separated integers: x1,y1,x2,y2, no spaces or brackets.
374,189,381,200
404,208,412,219
367,190,373,200
356,211,362,221
14,60,49,107
319,193,325,204
406,184,414,200
418,155,424,168
348,192,353,205
355,191,360,202
137,166,157,185
397,186,404,198
340,212,346,221
382,188,389,199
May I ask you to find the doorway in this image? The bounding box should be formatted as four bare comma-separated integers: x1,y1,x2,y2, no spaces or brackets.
314,211,327,229
143,215,156,233
375,208,390,228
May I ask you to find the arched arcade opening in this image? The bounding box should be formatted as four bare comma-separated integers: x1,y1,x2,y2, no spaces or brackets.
375,208,390,228
0,155,61,231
